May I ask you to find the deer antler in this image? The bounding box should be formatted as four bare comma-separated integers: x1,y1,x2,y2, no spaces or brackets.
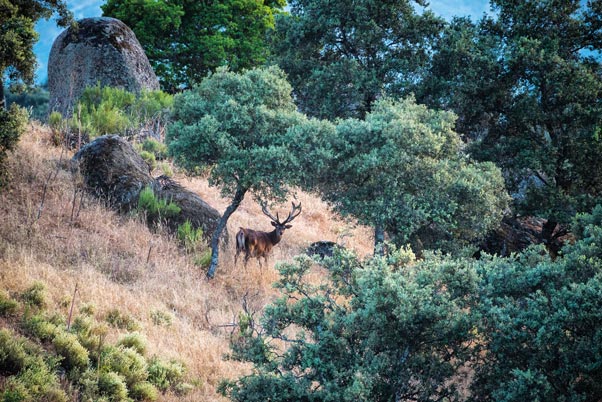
261,201,280,223
281,201,302,225
261,201,302,225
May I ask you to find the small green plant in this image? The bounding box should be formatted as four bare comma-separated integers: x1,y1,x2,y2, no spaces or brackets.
20,282,47,309
105,309,141,331
194,250,212,269
101,345,148,387
0,103,28,186
97,371,129,401
0,329,67,402
137,186,181,223
150,310,173,327
147,357,186,392
177,220,204,252
66,84,173,140
117,332,147,355
159,162,174,177
0,291,18,316
23,314,58,341
139,150,157,170
131,381,159,401
52,331,90,370
141,138,168,160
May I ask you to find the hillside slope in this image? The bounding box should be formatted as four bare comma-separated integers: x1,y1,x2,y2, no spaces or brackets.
0,124,373,401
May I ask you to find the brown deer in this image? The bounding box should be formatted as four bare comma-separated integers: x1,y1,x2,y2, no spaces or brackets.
235,201,302,267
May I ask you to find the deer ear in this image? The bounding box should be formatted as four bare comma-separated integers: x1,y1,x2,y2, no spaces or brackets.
271,221,277,227
285,224,292,229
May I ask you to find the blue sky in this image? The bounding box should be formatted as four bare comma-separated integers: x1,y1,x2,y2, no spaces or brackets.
33,0,491,84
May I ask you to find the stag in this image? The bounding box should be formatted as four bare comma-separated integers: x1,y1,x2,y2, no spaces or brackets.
235,201,302,267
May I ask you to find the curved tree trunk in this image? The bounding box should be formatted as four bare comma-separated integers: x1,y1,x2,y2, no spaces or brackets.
374,225,385,256
206,186,247,279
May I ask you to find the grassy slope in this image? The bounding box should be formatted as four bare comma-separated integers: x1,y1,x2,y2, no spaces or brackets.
0,123,373,401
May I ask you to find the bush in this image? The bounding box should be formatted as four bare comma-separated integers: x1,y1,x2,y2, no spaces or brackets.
0,330,67,402
105,309,140,331
193,250,212,269
147,357,185,392
52,331,89,370
97,371,129,402
101,346,148,387
20,282,47,309
139,150,157,170
66,84,173,140
141,139,168,160
117,333,147,356
0,104,28,186
137,186,181,224
6,85,49,122
23,315,57,341
0,291,18,317
130,381,158,401
150,310,173,327
177,220,203,252
0,329,29,374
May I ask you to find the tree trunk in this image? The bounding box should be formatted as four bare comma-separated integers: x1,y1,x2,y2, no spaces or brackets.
374,225,385,256
206,186,247,279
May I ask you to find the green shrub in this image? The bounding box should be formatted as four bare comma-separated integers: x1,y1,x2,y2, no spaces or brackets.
137,186,181,223
177,220,204,252
0,329,29,374
0,330,67,402
147,357,185,392
6,85,49,122
97,371,129,402
0,104,28,186
52,331,89,370
117,333,147,356
159,162,173,177
0,291,18,317
194,250,212,269
139,150,157,170
141,139,168,160
130,381,158,401
23,315,57,341
71,315,108,355
20,282,47,309
150,310,173,327
105,309,140,331
66,84,173,140
101,346,148,387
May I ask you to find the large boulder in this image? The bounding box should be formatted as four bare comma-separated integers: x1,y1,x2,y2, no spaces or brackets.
73,135,220,237
48,17,159,117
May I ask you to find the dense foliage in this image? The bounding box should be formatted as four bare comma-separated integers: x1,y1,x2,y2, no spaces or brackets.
0,104,28,186
271,0,443,119
315,97,509,253
51,84,173,141
221,207,602,401
0,283,190,401
419,0,602,242
0,0,72,106
102,0,285,92
166,66,307,277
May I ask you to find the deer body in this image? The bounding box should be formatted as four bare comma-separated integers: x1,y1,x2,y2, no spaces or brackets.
235,202,301,268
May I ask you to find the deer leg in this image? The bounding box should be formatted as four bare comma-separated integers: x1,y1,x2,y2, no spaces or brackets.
234,248,240,266
243,252,250,269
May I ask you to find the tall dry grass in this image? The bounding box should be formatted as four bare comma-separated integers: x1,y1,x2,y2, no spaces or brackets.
0,124,373,401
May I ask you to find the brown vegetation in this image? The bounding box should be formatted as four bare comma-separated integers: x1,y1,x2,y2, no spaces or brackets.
0,123,373,401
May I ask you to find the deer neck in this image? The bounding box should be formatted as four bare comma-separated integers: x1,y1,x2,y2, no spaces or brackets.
268,229,282,245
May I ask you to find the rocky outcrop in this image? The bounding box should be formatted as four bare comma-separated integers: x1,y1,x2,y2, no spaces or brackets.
72,135,220,237
48,17,159,117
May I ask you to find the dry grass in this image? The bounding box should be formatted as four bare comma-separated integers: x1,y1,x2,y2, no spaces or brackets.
0,123,374,401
